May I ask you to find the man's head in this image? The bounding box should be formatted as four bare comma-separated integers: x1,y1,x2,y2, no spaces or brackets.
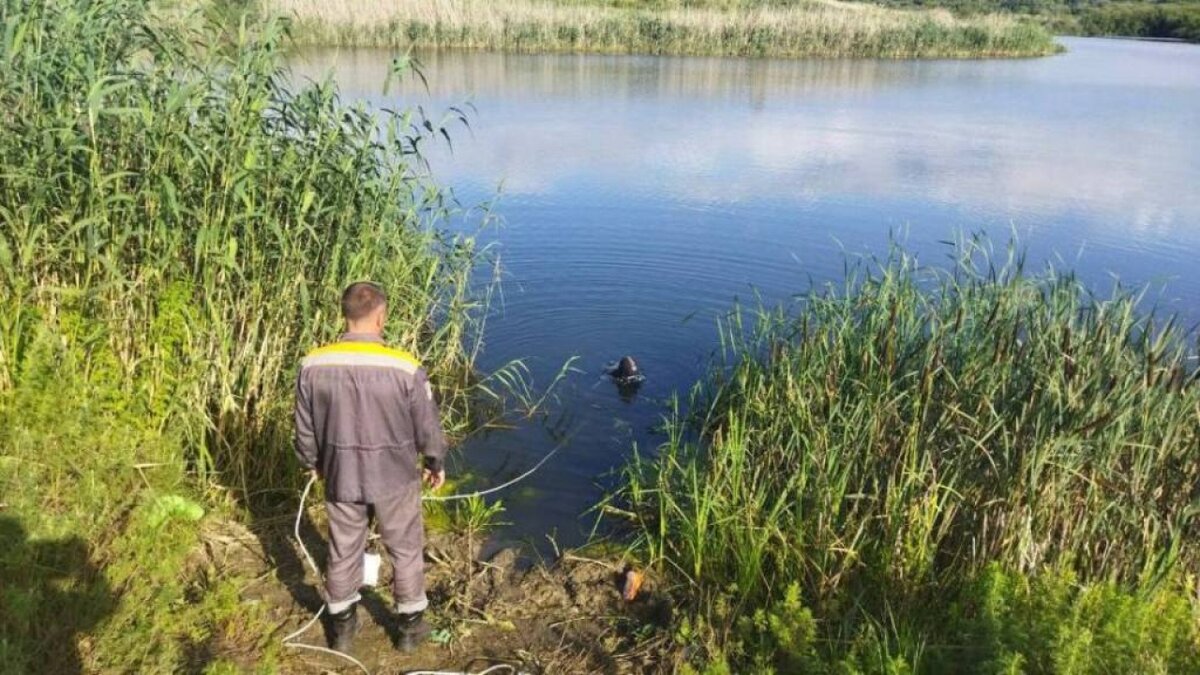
341,281,388,334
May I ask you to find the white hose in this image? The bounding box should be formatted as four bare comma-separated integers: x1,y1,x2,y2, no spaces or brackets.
408,662,516,667
283,476,371,673
423,441,565,502
283,445,563,674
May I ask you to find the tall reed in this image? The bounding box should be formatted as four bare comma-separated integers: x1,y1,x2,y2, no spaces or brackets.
0,2,519,669
268,0,1060,58
613,236,1200,668
0,0,487,498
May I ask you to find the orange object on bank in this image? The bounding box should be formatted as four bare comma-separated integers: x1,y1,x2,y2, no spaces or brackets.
622,569,644,601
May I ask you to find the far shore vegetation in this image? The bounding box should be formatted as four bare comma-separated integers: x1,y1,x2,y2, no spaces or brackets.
255,0,1200,59
264,0,1062,59
868,0,1200,43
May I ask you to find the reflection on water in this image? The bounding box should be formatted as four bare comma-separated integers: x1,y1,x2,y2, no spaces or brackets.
296,49,948,101
292,39,1200,549
296,40,1200,102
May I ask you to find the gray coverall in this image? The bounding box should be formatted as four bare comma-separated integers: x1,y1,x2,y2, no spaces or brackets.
294,332,448,614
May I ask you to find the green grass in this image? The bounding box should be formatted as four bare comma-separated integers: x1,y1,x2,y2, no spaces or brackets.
266,0,1060,58
846,0,1200,43
1,0,495,495
0,0,492,669
0,330,282,671
612,236,1200,672
1065,3,1200,42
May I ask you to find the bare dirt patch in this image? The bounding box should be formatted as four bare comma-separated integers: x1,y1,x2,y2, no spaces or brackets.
199,515,673,674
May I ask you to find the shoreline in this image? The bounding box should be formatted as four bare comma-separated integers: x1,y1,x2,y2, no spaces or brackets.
287,38,1066,60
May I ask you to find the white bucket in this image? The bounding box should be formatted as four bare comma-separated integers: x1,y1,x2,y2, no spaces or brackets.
362,551,381,587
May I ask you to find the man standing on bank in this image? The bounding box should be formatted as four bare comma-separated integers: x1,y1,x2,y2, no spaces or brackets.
294,281,448,653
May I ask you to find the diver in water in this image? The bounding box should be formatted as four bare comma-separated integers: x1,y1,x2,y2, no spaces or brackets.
611,356,639,381
606,355,644,401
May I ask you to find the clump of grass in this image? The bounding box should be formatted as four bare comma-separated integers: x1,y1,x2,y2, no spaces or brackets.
614,236,1200,670
268,0,1060,58
0,326,283,672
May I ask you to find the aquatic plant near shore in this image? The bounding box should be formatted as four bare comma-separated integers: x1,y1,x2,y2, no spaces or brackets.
268,0,1060,59
612,236,1200,670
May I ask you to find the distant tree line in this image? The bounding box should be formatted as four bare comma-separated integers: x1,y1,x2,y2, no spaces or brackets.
1063,2,1200,41
834,0,1200,42
582,0,1200,42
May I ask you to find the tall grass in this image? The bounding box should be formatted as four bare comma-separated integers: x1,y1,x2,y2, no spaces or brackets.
614,237,1200,670
0,0,488,496
0,0,491,669
269,0,1060,58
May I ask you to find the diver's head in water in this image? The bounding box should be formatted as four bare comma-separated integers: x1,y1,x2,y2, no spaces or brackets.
608,355,643,402
613,355,639,380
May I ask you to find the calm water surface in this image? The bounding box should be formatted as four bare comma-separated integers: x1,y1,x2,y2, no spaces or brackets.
292,38,1200,549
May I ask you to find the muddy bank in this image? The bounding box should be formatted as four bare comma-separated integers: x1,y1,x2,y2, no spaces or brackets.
197,514,673,674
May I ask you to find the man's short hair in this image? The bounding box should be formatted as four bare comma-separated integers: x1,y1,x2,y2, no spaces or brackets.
341,281,388,321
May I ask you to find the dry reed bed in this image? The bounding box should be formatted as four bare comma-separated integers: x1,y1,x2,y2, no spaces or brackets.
268,0,1059,58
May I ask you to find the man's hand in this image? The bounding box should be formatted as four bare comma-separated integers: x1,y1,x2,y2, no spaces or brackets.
423,468,446,491
309,468,320,482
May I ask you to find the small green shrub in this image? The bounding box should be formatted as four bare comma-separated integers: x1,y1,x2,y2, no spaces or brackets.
739,584,824,674
956,565,1200,674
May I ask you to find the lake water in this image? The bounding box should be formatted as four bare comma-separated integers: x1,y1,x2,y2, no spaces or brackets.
292,38,1200,550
